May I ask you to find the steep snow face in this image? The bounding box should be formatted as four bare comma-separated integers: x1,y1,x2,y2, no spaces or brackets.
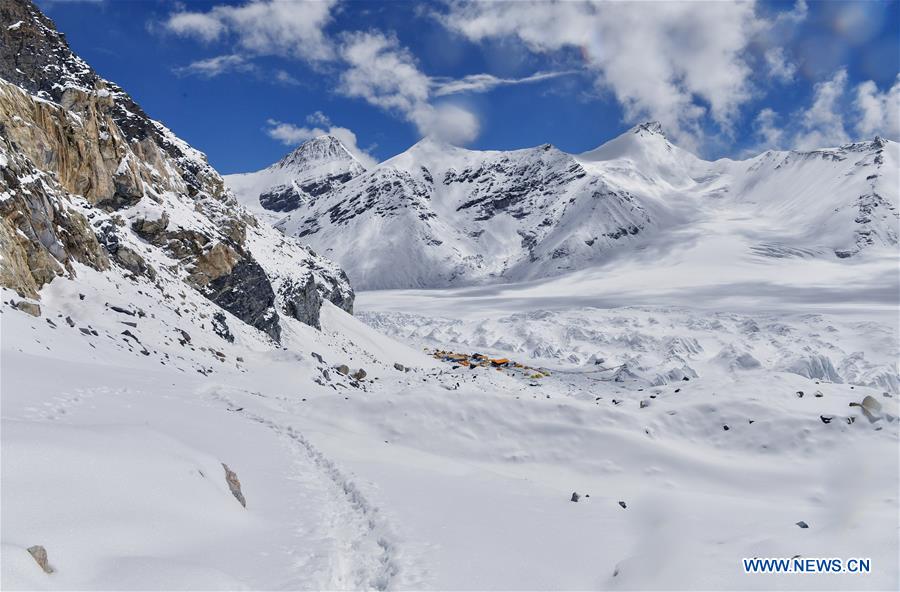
274,136,660,289
708,138,900,258
262,123,898,290
225,136,367,223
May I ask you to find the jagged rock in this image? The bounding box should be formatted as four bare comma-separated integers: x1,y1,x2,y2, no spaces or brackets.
796,520,809,529
639,399,650,409
311,352,324,364
0,128,109,298
618,501,627,509
222,463,246,508
131,212,170,241
113,246,156,279
278,275,323,329
14,300,41,316
211,312,234,343
188,242,241,288
26,545,53,574
352,368,367,381
204,259,280,342
570,492,580,502
335,364,350,375
394,362,406,372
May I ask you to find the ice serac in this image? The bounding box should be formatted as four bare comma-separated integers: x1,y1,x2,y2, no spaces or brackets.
253,119,898,290
225,135,367,223
0,0,353,338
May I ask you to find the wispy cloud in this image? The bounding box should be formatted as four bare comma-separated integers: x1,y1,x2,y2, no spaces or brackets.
173,54,255,79
337,31,479,144
431,70,576,97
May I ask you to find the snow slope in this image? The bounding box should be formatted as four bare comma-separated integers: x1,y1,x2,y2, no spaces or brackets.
236,123,898,291
5,265,898,590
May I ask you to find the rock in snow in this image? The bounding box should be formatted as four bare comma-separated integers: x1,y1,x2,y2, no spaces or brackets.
222,463,246,508
26,545,53,574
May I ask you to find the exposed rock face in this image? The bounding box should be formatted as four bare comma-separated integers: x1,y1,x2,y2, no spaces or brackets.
278,275,323,330
0,130,109,298
205,259,280,342
0,0,355,338
259,184,304,213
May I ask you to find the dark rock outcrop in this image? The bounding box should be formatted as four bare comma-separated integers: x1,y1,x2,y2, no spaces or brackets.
205,259,280,341
278,275,323,329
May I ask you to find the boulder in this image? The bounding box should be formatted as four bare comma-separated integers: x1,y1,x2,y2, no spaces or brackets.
14,300,40,317
131,212,170,241
26,545,53,574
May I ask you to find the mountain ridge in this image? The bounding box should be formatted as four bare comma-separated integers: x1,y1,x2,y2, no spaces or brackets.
226,123,898,290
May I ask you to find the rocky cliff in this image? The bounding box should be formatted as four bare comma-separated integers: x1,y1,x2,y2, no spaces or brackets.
0,0,353,338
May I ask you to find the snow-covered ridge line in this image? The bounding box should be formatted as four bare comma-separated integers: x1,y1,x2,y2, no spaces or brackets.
227,120,898,290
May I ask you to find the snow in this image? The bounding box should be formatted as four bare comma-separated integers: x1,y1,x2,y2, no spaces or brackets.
238,124,898,293
3,63,898,590
3,236,898,590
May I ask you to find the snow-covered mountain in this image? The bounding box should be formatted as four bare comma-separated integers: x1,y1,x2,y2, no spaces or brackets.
225,135,367,224
228,121,898,290
3,2,899,590
0,0,353,339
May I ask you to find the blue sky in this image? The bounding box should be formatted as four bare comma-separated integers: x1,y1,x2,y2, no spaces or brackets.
38,0,900,174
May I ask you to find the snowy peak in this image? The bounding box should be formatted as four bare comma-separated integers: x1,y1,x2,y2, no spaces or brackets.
225,135,367,220
272,135,362,172
631,120,666,138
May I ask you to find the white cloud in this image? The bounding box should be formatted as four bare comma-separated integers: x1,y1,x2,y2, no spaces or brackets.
750,69,898,152
165,11,225,42
753,108,784,148
273,70,300,86
265,115,378,168
854,75,900,141
793,69,851,150
164,0,337,62
412,103,480,145
432,70,575,97
337,31,480,144
764,48,796,83
173,54,255,78
438,0,808,150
